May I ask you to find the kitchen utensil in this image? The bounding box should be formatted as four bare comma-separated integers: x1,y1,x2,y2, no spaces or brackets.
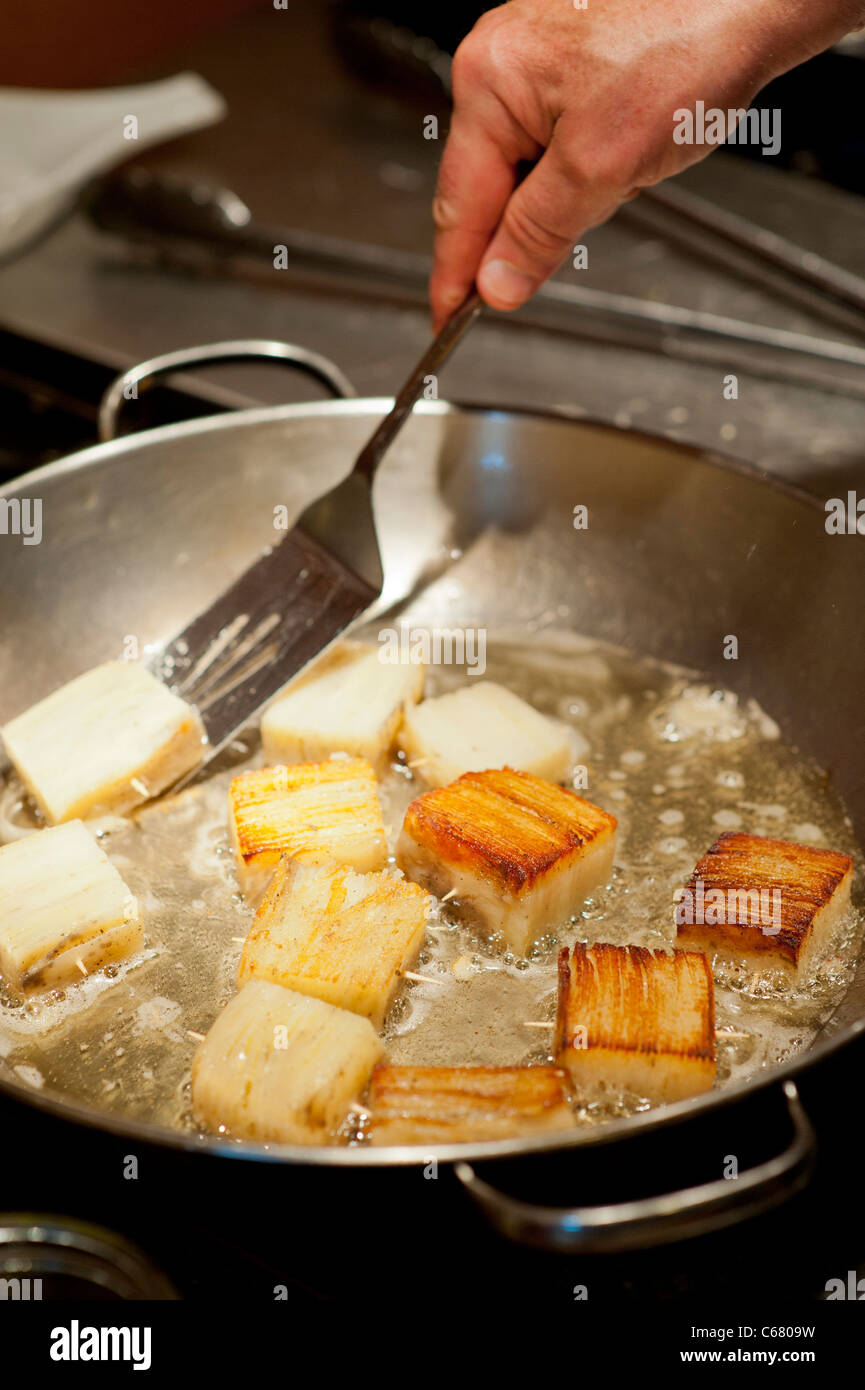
97,297,481,767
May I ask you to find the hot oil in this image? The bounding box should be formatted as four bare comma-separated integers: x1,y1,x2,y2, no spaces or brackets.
0,633,861,1138
379,636,863,1126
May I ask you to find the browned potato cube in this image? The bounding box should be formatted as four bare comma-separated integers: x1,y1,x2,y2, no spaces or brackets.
555,942,715,1103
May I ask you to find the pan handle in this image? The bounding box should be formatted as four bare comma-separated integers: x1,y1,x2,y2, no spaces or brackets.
97,338,357,442
0,1214,177,1298
454,1080,815,1254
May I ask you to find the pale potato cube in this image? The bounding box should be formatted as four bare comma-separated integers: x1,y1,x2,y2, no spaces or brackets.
191,980,384,1144
397,767,617,956
261,643,424,770
229,758,387,903
1,660,206,824
399,681,573,786
238,857,430,1026
0,820,143,992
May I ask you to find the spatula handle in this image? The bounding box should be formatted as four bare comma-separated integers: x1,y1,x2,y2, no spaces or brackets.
352,289,483,482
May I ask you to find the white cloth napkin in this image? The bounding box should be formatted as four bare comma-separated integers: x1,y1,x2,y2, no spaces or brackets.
0,72,226,258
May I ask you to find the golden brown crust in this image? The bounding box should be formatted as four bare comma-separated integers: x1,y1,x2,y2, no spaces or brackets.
237,857,429,1026
555,942,715,1063
554,946,573,1057
677,831,853,965
231,760,377,859
400,767,617,894
367,1064,572,1137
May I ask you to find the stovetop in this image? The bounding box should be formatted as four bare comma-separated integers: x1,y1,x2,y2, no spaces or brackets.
2,4,865,496
2,1033,864,1305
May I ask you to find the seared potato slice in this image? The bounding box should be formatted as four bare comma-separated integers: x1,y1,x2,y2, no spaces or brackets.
190,980,383,1144
367,1064,574,1144
229,758,387,903
0,820,143,992
239,857,431,1027
676,831,854,977
555,942,716,1103
397,767,617,955
1,660,206,824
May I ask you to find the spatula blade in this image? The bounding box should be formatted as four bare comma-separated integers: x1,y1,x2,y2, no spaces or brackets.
149,526,378,761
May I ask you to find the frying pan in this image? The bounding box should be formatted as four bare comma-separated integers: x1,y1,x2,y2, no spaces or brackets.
1,340,863,1254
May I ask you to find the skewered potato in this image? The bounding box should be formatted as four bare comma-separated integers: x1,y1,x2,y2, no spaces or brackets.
261,642,424,771
367,1064,574,1144
675,830,854,976
554,942,716,1102
399,681,573,787
190,980,383,1144
1,660,206,825
0,820,143,992
229,758,388,903
397,767,617,955
238,857,431,1026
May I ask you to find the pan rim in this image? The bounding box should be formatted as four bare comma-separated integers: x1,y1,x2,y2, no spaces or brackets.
3,1014,863,1166
0,394,852,1166
0,394,823,516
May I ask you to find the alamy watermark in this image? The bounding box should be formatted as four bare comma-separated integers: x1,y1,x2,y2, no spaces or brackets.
0,497,41,545
825,491,865,534
673,102,781,157
674,878,781,935
50,1322,151,1370
378,626,486,675
0,1276,42,1300
826,1271,865,1299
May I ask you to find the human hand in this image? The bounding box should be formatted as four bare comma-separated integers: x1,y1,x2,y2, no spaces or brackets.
431,0,865,327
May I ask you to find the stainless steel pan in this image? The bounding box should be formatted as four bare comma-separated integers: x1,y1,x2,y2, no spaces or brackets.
1,341,863,1251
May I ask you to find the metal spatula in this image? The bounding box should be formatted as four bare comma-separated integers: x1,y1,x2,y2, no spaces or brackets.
149,290,482,769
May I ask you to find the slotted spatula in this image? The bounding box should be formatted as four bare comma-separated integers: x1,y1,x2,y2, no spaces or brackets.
149,290,482,770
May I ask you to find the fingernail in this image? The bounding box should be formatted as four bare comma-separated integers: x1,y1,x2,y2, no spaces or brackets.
478,259,535,308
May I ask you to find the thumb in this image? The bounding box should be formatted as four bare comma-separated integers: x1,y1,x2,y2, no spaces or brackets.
477,131,621,310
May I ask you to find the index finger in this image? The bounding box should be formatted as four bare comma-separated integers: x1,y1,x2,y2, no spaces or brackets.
430,103,531,330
